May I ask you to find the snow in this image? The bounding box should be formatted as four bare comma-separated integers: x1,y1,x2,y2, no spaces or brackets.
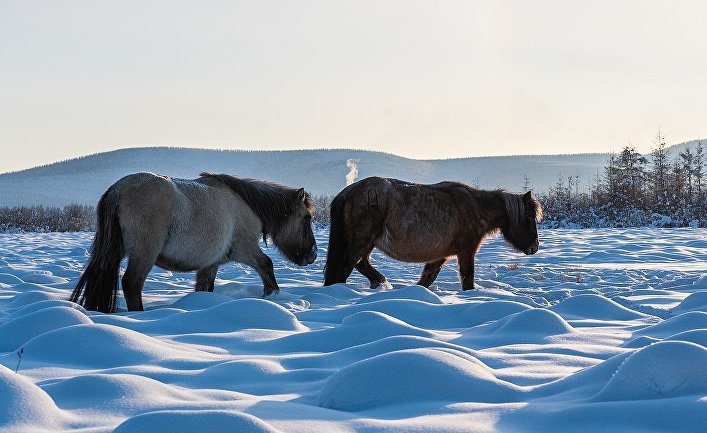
0,227,706,432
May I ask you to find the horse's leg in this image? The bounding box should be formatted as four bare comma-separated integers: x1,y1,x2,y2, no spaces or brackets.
121,232,166,311
324,239,357,286
457,250,477,290
122,256,155,311
355,253,387,288
417,258,447,287
325,238,371,286
236,249,279,297
195,265,219,292
254,252,279,296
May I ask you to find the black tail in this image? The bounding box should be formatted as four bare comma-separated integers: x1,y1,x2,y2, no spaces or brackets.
70,188,124,313
324,186,352,285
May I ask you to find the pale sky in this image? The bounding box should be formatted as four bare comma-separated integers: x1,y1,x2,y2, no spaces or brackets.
1,0,706,173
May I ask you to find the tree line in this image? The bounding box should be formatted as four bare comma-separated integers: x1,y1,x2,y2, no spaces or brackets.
0,196,333,233
538,132,706,228
0,204,96,233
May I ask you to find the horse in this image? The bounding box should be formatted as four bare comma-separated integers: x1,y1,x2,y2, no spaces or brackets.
323,177,542,290
70,172,317,313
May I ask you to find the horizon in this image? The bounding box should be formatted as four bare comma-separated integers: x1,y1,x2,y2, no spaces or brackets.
3,137,706,176
2,1,706,173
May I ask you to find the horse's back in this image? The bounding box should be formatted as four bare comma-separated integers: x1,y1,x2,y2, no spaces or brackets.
109,173,254,270
336,177,465,262
113,172,178,227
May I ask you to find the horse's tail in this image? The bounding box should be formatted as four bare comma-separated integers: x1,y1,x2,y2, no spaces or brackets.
324,185,353,285
70,187,124,313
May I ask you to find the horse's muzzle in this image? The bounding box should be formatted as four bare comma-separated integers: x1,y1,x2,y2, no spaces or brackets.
298,246,318,266
524,243,539,255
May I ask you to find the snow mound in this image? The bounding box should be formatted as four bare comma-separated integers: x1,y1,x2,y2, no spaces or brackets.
8,299,87,318
201,359,285,381
355,285,445,305
142,299,307,334
8,290,63,308
455,308,575,348
341,311,435,338
0,365,64,431
259,311,436,353
532,352,633,399
0,306,93,351
113,410,282,433
550,294,649,320
317,283,364,299
42,374,199,410
664,329,707,347
460,300,532,325
170,291,234,310
300,292,342,306
484,308,575,336
319,348,519,411
622,335,660,348
0,273,24,284
307,335,478,369
21,324,208,368
635,312,707,338
198,299,306,331
19,273,68,284
595,341,707,401
672,291,707,314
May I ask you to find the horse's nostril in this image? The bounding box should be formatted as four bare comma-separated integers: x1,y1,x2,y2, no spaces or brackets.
524,245,538,255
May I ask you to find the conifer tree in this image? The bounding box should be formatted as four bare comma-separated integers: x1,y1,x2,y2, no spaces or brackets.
694,141,704,210
650,128,669,212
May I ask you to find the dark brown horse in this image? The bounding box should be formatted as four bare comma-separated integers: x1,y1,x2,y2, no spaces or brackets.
323,177,542,290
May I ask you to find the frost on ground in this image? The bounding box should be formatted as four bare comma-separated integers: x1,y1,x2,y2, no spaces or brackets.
1,228,706,433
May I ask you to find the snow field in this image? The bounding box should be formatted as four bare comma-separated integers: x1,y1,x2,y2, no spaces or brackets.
0,228,706,432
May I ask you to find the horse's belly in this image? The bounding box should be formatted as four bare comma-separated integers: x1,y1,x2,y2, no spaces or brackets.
375,228,450,263
159,228,232,271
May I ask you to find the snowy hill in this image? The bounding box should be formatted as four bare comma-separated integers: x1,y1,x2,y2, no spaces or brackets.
0,141,702,206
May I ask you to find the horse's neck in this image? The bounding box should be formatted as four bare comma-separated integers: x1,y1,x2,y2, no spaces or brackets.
469,190,508,230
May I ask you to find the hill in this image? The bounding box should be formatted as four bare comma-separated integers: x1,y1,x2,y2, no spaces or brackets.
0,141,702,206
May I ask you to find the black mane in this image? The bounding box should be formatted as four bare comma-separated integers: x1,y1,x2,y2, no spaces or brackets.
200,173,313,241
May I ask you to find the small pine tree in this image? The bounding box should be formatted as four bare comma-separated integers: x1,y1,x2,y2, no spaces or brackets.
522,174,531,192
679,147,694,209
694,141,704,212
650,128,669,213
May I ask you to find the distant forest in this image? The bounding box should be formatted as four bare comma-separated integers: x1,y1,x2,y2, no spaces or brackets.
1,134,705,232
537,131,706,228
0,204,95,233
0,196,333,233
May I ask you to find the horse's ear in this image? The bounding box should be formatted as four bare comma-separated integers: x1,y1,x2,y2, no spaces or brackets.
523,191,533,203
297,188,306,202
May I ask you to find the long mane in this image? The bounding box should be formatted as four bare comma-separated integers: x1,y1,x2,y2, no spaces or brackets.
200,173,313,241
500,191,543,226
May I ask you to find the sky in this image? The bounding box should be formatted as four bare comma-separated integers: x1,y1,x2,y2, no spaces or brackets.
1,0,706,173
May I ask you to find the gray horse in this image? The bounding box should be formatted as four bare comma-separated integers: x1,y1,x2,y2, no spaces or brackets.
70,172,317,313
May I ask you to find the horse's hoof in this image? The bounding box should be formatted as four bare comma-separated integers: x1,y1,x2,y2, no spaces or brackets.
373,280,392,290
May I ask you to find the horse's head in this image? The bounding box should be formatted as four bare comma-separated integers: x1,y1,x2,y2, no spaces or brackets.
500,191,542,255
272,188,317,266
